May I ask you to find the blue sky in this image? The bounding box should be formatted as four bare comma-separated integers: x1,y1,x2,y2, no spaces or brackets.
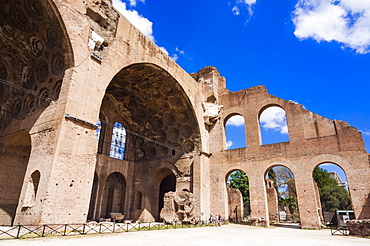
112,0,370,181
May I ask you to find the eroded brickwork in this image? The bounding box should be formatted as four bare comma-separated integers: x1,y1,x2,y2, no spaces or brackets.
0,0,369,229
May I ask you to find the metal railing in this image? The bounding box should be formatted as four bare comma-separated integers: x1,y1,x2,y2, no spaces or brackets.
0,222,205,240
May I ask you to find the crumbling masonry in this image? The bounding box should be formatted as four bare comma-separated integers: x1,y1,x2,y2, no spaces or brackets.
0,0,369,229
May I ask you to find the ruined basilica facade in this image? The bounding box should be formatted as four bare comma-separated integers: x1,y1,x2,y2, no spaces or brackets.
1,0,369,229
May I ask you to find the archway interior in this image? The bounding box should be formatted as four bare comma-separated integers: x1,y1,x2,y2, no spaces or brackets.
102,172,126,218
313,163,353,225
0,0,72,133
259,106,289,145
93,63,200,221
226,170,250,221
0,131,31,225
98,63,200,163
265,166,299,223
225,115,246,150
158,173,176,215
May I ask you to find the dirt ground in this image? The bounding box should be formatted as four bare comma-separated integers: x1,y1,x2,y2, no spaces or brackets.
0,224,369,246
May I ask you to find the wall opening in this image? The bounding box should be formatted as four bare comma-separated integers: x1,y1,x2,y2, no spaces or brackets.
134,191,142,210
259,106,289,145
313,163,353,225
226,170,250,221
158,173,176,216
225,115,246,149
110,122,126,160
101,172,126,218
0,131,31,225
265,166,299,224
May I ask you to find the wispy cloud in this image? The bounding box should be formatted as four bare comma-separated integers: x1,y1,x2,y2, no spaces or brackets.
171,54,179,61
226,140,233,149
176,47,185,55
360,130,370,136
226,115,245,127
260,106,288,134
128,0,144,7
292,0,370,54
232,6,240,15
231,0,257,17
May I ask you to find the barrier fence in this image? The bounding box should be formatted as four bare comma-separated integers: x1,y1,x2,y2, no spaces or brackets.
0,222,205,240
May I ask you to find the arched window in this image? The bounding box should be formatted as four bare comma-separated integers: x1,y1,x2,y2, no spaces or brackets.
225,115,246,149
259,106,289,145
110,122,126,160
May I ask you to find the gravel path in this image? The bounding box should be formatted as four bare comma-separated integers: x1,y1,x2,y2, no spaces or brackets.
0,224,368,246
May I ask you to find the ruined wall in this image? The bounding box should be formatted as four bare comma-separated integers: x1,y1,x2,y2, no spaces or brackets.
192,67,370,229
227,187,243,221
0,0,369,229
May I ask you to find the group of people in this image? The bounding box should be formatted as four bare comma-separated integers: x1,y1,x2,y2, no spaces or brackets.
209,213,222,226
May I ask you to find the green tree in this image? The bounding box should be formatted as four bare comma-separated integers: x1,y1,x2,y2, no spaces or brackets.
282,196,298,221
313,167,337,188
229,170,250,204
313,167,352,211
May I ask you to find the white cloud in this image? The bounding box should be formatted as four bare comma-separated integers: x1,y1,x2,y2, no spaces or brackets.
360,130,370,136
171,54,179,61
159,47,169,55
226,140,233,149
292,0,370,54
231,0,257,16
241,0,257,5
128,0,144,7
226,115,245,127
112,1,185,61
260,106,288,134
232,6,241,15
112,0,154,42
176,47,185,55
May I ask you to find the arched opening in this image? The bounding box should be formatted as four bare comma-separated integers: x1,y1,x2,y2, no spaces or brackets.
226,170,250,221
225,115,246,149
96,63,200,221
109,122,126,160
0,131,31,225
23,170,41,208
313,163,353,226
158,173,176,216
31,171,41,196
259,106,289,145
265,166,299,224
87,173,99,221
101,172,126,218
134,191,142,210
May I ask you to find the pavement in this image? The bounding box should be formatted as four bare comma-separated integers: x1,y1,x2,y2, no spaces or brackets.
0,224,369,246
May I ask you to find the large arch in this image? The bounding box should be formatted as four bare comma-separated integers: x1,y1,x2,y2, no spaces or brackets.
91,62,201,221
0,0,74,134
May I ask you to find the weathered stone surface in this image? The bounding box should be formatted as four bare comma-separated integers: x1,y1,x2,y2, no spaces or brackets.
347,219,370,236
0,0,369,230
160,191,200,224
